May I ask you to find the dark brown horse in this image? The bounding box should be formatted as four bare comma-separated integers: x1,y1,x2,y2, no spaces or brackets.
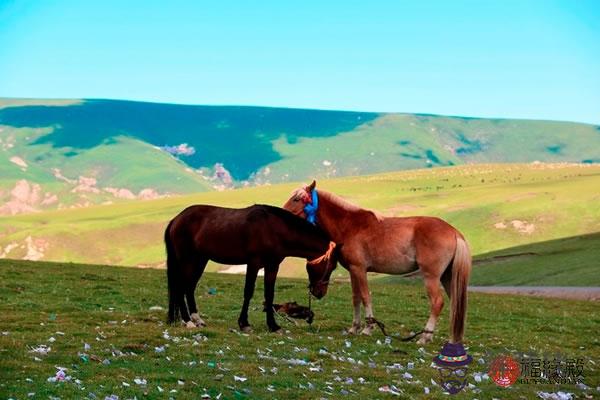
165,204,337,332
283,181,472,344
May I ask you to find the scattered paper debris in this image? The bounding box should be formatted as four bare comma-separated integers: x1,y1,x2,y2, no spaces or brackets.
379,385,402,396
536,392,574,400
47,369,67,382
30,345,51,355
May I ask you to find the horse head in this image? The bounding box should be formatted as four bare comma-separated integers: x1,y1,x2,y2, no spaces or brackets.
306,241,338,299
283,180,316,218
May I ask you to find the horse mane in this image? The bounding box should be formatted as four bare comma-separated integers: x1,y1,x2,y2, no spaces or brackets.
317,190,384,222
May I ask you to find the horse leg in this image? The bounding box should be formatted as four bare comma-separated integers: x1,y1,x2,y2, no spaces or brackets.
349,265,376,335
417,276,445,345
263,263,281,332
187,259,208,327
178,261,195,328
238,263,259,332
347,267,362,334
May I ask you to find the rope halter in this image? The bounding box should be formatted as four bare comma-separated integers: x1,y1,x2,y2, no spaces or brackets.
307,241,336,265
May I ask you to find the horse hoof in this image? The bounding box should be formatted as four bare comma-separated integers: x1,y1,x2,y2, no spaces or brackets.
240,325,253,333
347,324,361,335
191,313,206,327
183,320,196,329
417,334,433,345
269,325,282,333
360,325,375,336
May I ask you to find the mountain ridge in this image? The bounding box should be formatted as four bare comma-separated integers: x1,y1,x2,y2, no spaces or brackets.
1,98,598,214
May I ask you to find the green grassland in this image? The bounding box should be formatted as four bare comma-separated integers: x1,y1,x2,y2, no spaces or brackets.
1,163,599,283
1,98,599,211
0,259,598,399
470,233,600,286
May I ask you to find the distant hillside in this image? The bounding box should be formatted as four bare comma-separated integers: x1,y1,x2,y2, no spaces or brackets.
1,163,598,279
1,98,599,214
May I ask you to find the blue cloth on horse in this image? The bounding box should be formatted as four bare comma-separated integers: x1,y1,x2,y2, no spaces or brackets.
304,189,318,225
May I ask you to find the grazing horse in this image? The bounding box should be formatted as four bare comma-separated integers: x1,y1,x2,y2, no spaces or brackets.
164,204,337,332
283,181,472,344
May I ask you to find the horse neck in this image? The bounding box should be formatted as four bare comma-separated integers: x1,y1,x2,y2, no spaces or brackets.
316,191,371,243
283,226,329,260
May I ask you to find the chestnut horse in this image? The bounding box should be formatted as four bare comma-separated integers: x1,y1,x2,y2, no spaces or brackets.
165,204,336,332
283,181,471,344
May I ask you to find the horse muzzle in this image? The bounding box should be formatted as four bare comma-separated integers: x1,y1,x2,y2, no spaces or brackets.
309,282,328,299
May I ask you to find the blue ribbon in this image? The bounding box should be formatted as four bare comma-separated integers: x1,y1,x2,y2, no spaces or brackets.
304,189,319,225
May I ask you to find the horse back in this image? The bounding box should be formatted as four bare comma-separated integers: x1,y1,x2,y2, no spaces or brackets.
166,204,285,264
348,215,460,273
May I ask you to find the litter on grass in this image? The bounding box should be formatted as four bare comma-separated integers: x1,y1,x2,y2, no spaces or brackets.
29,345,51,355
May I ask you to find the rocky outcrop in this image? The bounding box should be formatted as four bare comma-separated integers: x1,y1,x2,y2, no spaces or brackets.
0,180,41,215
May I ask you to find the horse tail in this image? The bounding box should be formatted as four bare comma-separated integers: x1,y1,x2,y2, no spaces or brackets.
450,234,471,343
165,219,179,324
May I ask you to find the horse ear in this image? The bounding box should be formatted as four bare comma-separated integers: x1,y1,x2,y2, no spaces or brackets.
306,180,316,192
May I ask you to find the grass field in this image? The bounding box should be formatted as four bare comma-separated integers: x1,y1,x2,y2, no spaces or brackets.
470,233,600,286
1,163,599,283
0,259,598,399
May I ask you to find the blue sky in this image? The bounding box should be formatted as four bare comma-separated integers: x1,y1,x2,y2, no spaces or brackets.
0,0,599,124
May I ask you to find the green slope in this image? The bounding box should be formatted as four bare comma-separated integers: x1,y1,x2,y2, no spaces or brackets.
470,233,600,286
1,98,598,213
1,164,598,281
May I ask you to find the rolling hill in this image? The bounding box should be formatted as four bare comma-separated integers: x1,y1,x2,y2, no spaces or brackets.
1,98,599,214
1,163,598,281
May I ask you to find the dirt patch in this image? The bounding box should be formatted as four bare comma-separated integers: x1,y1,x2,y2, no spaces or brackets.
104,187,136,199
0,180,42,215
52,168,76,184
72,176,101,194
469,286,600,301
0,242,19,258
41,193,58,205
493,219,535,234
23,236,49,261
219,264,264,276
136,262,166,269
0,134,16,150
511,219,535,234
138,188,161,200
9,156,27,170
